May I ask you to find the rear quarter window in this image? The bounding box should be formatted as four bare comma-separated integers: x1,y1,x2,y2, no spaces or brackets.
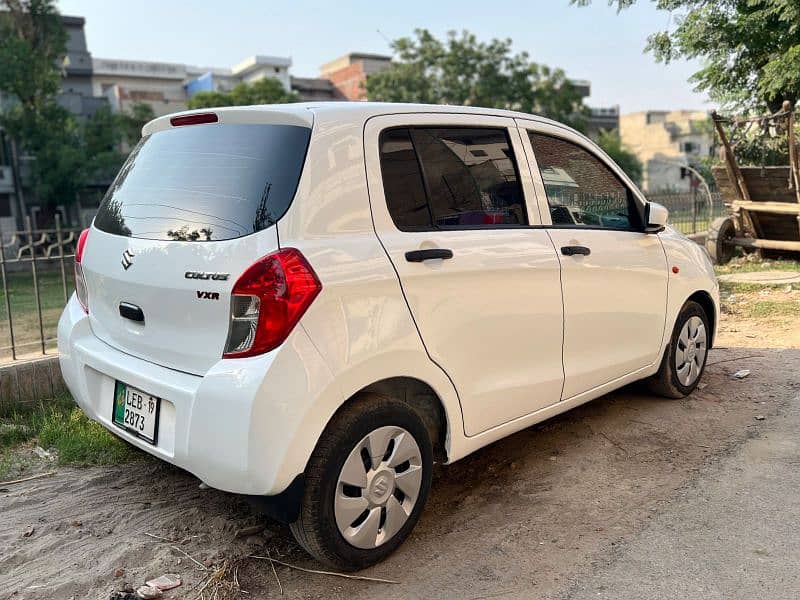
94,123,311,241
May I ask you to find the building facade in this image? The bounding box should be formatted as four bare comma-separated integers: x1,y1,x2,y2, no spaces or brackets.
620,110,714,193
94,54,293,118
319,53,392,100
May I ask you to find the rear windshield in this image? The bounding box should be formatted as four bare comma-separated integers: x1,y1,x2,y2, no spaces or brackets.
94,123,311,241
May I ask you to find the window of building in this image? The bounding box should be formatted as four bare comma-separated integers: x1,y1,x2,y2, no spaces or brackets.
681,141,698,154
0,193,13,217
529,132,640,230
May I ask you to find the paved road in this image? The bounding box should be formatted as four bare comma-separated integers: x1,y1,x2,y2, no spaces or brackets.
563,394,800,600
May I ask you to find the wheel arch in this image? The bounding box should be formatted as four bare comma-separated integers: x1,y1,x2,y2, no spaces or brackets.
686,289,716,348
329,377,450,463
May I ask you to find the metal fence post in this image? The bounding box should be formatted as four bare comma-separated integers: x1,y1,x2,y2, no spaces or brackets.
26,216,46,356
691,187,698,234
0,224,17,360
55,213,68,303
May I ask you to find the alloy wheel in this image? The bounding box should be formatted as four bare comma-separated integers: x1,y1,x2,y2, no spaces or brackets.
334,426,423,549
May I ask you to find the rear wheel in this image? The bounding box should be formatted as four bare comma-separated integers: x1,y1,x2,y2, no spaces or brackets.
706,216,736,264
290,394,433,571
648,301,710,399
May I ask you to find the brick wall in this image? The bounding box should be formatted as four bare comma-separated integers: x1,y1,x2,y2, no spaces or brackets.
325,61,368,100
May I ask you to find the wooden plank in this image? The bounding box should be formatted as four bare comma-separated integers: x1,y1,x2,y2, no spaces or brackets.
740,167,797,203
732,237,800,251
788,106,800,205
734,201,800,214
711,166,738,203
712,113,748,203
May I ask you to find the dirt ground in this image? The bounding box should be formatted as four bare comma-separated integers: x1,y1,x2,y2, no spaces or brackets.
2,289,799,599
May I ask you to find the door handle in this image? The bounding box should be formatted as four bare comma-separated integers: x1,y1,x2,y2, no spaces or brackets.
405,248,454,262
561,245,591,256
119,302,145,323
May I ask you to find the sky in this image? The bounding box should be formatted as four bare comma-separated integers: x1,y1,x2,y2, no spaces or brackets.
56,0,711,114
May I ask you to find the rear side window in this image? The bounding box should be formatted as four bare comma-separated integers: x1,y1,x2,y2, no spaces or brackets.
379,127,527,230
94,123,311,241
378,129,431,229
528,133,640,230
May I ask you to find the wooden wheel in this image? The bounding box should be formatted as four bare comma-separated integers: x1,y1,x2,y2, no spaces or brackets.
706,216,736,264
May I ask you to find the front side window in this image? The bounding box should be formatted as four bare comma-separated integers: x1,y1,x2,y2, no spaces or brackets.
528,133,640,230
379,127,527,230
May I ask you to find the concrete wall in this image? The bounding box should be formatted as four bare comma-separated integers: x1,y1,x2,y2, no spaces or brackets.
0,357,67,413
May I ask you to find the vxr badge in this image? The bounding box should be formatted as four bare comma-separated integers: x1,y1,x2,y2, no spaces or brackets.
121,249,134,270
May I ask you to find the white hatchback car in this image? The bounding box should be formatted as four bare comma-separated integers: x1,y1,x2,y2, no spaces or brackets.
59,102,719,570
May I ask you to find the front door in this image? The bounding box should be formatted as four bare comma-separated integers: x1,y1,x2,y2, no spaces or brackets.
365,115,564,436
521,125,668,399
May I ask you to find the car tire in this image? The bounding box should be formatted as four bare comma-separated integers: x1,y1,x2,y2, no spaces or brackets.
289,393,433,571
648,301,710,399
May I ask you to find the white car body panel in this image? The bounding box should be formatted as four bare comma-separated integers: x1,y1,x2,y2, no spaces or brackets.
58,102,719,501
363,113,564,436
545,227,668,399
83,227,279,375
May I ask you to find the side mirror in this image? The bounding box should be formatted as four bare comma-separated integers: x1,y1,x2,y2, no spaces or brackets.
644,201,668,233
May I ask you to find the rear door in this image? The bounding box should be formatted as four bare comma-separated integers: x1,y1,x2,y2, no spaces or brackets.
82,113,311,375
518,120,668,399
365,113,564,437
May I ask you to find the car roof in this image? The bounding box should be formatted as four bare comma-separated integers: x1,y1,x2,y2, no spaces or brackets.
143,101,578,137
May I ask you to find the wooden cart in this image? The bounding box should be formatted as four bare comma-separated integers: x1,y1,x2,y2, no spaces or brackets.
707,101,800,264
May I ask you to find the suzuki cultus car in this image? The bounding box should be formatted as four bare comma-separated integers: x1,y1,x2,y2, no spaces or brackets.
59,103,719,570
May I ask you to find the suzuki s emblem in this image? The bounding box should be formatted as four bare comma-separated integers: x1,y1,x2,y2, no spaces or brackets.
121,249,134,270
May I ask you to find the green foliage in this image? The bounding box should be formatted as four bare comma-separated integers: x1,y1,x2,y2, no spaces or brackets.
187,77,299,109
0,0,66,113
0,1,149,218
596,129,643,184
1,393,138,474
572,0,800,111
365,29,589,131
38,404,138,465
117,101,155,145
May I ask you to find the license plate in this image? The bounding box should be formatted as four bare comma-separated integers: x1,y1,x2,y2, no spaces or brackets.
112,381,161,444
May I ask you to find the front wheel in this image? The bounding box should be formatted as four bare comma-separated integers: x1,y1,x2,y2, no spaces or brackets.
290,394,433,571
648,301,710,398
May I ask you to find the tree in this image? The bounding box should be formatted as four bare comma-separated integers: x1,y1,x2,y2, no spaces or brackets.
597,129,643,185
572,0,800,112
187,77,299,109
365,29,589,131
0,0,77,222
0,0,142,225
0,0,65,116
118,101,155,146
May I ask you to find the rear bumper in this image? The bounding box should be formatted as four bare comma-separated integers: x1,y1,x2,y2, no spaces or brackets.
57,295,336,498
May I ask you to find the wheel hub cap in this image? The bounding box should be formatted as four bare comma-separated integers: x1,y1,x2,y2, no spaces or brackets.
675,315,707,387
334,426,423,549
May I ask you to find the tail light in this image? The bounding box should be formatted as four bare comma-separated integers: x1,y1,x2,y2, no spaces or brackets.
74,228,90,313
223,248,322,358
